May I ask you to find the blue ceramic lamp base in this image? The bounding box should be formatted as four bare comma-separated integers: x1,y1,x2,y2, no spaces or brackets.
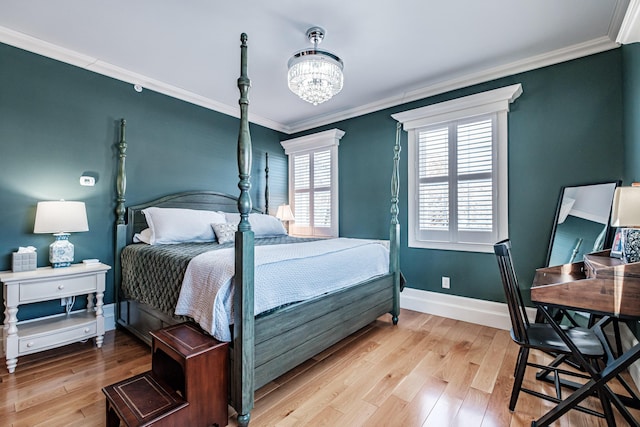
50,233,74,268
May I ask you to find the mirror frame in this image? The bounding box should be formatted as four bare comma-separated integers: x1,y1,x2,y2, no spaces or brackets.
546,180,621,266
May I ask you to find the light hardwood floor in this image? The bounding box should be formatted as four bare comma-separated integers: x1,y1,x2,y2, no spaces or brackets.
1,309,638,426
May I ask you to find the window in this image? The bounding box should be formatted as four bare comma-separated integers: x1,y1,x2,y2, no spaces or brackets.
280,129,344,237
392,84,522,252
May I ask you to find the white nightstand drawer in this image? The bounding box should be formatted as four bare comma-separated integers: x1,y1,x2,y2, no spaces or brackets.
19,321,97,354
19,275,97,302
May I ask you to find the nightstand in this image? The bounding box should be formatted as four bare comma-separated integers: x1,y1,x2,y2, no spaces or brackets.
1,262,111,373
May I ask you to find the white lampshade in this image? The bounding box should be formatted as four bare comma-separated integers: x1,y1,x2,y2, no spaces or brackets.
610,187,640,227
34,200,89,268
276,204,295,222
34,201,89,234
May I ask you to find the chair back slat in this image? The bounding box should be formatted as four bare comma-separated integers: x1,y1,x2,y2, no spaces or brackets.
494,239,530,344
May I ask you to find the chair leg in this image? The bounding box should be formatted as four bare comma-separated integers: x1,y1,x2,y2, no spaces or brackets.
510,347,529,411
514,347,523,377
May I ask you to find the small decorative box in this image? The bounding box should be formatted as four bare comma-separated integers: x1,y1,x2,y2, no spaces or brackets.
12,252,37,272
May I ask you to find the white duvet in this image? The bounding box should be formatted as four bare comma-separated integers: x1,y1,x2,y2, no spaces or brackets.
175,238,389,341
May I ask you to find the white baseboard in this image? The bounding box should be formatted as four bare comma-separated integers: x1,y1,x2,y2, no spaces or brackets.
0,303,116,358
400,287,537,331
401,288,640,389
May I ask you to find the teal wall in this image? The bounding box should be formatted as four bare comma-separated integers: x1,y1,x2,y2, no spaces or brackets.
622,43,640,334
623,43,640,183
0,43,287,321
0,41,627,322
296,49,624,304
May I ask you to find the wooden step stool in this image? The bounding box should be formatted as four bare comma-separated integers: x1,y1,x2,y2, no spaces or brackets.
103,371,189,426
151,323,229,427
103,322,229,427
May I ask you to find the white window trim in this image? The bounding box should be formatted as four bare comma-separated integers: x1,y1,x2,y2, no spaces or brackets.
280,129,345,237
392,84,522,253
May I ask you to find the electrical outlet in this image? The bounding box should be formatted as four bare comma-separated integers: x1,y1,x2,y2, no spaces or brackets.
60,297,70,306
442,276,450,289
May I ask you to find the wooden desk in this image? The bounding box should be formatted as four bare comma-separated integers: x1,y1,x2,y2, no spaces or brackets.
531,252,640,426
532,252,640,319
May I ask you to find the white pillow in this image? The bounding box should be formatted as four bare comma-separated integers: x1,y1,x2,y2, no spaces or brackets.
142,207,227,245
133,228,152,244
223,212,287,237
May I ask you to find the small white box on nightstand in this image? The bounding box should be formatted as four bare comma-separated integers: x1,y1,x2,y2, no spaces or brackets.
12,252,36,272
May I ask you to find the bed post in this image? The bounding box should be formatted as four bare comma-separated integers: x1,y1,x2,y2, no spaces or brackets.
264,152,269,215
390,122,401,324
233,32,255,427
114,119,127,318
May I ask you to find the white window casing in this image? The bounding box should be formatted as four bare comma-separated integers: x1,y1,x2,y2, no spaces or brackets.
280,129,345,237
392,84,522,253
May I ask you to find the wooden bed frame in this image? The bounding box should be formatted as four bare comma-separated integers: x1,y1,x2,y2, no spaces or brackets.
113,34,401,427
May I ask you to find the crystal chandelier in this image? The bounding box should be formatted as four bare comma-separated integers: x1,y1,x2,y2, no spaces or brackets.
287,27,344,106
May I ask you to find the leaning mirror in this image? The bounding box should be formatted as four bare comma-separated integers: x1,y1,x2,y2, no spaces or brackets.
546,181,620,266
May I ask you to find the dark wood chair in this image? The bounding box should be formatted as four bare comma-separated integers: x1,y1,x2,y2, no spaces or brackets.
493,239,614,422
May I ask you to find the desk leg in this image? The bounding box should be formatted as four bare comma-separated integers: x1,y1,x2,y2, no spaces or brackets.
593,317,640,410
532,320,640,427
599,343,640,427
597,387,616,426
536,306,618,426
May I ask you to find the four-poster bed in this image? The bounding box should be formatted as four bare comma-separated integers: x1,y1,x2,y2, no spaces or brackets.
113,34,401,426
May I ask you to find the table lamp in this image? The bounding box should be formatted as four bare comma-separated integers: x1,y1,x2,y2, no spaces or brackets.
33,200,89,268
276,204,295,233
610,185,640,263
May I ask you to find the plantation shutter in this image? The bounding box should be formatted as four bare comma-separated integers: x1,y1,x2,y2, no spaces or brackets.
291,148,336,236
293,153,311,227
313,150,332,228
417,114,497,245
281,128,344,238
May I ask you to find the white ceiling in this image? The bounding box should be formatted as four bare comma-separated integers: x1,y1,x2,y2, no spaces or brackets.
0,0,635,133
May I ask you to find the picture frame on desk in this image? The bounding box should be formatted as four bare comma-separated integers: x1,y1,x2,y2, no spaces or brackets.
622,227,640,263
610,228,623,259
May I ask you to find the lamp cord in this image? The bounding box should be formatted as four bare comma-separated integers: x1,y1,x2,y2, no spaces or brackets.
65,295,76,314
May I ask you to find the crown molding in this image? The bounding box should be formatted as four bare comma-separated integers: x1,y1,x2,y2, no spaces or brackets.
0,24,622,135
0,26,288,133
618,0,640,43
285,36,620,133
